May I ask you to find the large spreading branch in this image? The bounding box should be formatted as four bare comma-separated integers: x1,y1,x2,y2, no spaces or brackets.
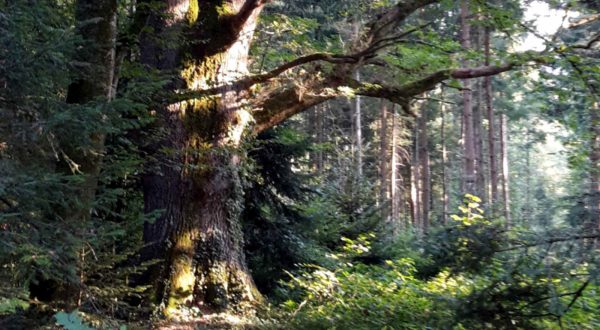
170,0,528,135
250,61,516,133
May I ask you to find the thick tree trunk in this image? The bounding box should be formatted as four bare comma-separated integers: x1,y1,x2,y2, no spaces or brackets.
139,0,263,317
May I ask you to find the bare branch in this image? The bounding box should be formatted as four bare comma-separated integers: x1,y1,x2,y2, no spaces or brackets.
563,280,590,313
252,53,357,81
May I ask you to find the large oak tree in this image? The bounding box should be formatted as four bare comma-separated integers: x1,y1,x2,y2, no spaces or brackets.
131,0,521,317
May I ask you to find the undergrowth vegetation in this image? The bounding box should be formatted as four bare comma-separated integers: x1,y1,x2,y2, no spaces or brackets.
267,196,600,330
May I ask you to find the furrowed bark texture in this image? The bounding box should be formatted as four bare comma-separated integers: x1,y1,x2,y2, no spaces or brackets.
140,0,263,317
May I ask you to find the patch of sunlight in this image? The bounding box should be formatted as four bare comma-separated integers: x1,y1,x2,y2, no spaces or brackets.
532,120,569,197
515,1,580,52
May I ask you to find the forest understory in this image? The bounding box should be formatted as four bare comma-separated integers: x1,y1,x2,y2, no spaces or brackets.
1,0,599,329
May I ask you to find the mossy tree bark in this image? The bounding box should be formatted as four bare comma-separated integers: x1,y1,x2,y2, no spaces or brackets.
140,0,264,317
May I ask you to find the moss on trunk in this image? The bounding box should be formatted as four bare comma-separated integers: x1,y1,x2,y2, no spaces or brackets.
140,0,265,318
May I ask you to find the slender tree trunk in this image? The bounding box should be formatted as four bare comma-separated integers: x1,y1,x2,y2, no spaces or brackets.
589,101,600,230
417,103,430,233
316,104,324,173
355,71,363,177
500,113,511,226
524,125,532,224
391,105,399,229
484,27,499,210
460,0,476,194
411,119,421,230
308,106,318,170
474,79,486,199
474,17,486,202
440,88,449,224
380,101,390,223
140,1,263,316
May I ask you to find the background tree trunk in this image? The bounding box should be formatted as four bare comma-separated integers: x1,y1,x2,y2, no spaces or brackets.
355,71,363,177
589,101,600,231
411,121,421,229
484,27,499,210
391,105,400,232
380,101,390,224
500,113,511,226
472,23,486,201
474,79,486,199
440,88,449,224
460,0,476,195
417,103,430,233
30,0,118,309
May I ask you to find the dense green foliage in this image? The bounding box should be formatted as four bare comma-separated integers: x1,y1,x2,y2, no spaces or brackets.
1,0,599,329
272,196,600,329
